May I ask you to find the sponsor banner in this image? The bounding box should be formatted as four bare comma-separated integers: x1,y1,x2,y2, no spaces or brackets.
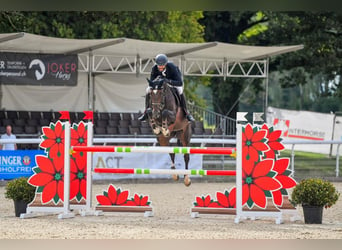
0,150,44,180
92,152,203,180
266,106,335,154
0,52,78,85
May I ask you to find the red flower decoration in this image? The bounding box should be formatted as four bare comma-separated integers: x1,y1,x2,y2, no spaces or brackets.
40,121,65,159
124,194,151,206
194,195,218,207
96,185,129,205
271,158,297,206
273,158,296,189
261,124,285,159
70,154,87,201
71,122,87,147
242,159,281,208
216,187,236,208
96,185,151,207
28,155,64,204
242,124,269,165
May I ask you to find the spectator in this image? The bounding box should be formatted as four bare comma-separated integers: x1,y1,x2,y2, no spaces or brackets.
0,125,17,150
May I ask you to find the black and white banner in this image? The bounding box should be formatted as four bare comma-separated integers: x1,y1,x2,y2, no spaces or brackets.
0,52,78,85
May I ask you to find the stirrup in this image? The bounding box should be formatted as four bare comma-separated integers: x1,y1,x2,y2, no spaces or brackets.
138,113,148,121
186,114,195,122
138,108,152,121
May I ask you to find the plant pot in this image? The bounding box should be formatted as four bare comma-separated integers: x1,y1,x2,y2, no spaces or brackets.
13,200,28,217
302,205,323,224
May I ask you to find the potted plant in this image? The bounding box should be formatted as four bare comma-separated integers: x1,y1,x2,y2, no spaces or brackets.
4,177,36,217
291,178,340,224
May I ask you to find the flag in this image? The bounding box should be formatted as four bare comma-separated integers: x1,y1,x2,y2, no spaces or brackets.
59,111,70,121
83,111,93,121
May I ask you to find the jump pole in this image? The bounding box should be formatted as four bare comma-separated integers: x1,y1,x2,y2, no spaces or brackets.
94,168,236,176
72,146,236,156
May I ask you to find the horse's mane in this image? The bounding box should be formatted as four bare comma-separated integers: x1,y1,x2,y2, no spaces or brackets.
162,81,180,107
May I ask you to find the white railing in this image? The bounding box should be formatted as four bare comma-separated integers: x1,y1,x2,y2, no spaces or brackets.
188,103,236,135
283,140,342,178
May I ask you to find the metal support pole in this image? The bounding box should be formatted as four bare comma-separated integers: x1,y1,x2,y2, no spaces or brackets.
291,144,295,177
264,58,269,118
88,52,94,111
336,144,340,177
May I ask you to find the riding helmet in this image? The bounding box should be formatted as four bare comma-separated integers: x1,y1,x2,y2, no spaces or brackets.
155,54,168,66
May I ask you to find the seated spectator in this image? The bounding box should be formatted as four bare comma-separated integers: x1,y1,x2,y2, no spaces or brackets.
0,125,17,150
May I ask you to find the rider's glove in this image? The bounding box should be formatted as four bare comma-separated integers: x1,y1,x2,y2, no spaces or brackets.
153,79,164,88
164,78,172,84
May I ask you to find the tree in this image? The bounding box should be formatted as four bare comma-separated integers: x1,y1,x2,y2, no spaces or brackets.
200,11,342,115
199,11,268,117
243,12,342,112
0,11,204,42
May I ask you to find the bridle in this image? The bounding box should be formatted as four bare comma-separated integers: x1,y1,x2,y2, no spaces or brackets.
150,84,166,118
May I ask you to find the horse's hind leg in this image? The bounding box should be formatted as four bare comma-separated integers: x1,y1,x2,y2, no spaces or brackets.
181,124,192,187
183,153,191,186
169,153,179,181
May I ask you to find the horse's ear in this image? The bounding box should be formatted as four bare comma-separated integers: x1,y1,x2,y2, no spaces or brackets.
146,78,152,84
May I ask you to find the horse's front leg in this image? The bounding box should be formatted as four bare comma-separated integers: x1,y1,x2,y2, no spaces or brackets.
161,110,175,137
169,153,179,181
149,118,161,135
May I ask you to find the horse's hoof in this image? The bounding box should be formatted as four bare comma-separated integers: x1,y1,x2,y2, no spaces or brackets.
172,174,179,181
184,175,191,187
162,129,170,137
153,128,161,134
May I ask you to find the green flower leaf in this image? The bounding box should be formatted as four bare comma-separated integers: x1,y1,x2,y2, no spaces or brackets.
76,193,83,202
280,189,288,195
37,186,44,193
283,170,292,176
266,171,276,178
247,198,254,208
53,194,59,204
33,167,42,174
264,190,272,197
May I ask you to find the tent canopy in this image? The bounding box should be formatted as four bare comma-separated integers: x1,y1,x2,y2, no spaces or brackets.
0,32,303,60
0,32,304,112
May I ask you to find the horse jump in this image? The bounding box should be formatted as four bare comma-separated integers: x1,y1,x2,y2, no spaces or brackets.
22,111,297,224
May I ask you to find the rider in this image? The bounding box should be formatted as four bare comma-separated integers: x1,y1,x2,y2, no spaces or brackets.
138,53,195,122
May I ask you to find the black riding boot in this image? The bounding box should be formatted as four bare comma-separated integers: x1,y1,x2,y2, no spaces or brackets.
138,94,151,121
180,94,195,122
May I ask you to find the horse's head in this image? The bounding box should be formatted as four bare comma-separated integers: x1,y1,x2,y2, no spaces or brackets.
147,78,167,119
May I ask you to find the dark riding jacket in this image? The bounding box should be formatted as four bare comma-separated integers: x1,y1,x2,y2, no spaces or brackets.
150,62,183,87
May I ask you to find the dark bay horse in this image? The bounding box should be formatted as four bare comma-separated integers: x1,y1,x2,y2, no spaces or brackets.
146,78,192,186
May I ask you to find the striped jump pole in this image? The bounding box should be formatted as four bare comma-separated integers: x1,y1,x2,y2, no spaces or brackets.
94,168,236,176
72,146,236,156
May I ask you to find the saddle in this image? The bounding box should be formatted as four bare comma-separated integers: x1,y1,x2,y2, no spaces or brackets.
169,86,181,107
